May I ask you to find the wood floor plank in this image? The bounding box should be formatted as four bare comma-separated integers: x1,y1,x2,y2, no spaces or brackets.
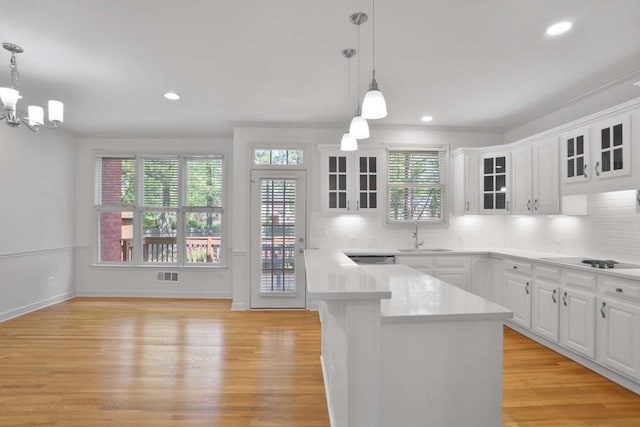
1,299,640,426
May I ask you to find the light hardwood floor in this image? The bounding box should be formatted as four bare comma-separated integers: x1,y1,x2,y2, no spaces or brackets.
0,298,639,426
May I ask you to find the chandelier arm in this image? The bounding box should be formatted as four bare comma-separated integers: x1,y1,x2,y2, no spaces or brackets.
19,117,39,132
19,117,60,130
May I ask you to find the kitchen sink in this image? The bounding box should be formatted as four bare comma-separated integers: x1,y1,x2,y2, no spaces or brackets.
398,248,452,252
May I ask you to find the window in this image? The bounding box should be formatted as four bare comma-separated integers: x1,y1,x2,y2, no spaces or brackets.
95,155,225,266
387,149,447,223
254,149,304,165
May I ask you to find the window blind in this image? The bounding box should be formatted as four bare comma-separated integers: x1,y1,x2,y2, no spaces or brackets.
388,149,447,222
143,158,179,207
96,157,136,206
186,157,224,207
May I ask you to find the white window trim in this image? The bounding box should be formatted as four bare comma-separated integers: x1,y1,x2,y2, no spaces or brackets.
94,153,227,268
250,145,307,169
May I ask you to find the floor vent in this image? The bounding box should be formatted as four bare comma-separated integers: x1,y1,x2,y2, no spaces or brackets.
157,271,179,283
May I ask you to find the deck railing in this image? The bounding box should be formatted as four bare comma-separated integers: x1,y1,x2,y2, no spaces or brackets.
120,236,220,263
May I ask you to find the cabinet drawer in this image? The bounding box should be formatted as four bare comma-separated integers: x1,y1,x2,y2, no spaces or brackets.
534,265,561,283
434,256,471,270
504,259,532,276
562,270,596,292
599,277,640,301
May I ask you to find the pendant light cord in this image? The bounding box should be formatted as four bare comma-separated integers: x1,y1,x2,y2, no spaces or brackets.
356,22,361,111
372,0,376,71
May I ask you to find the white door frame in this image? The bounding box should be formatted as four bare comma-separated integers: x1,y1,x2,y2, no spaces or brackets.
250,170,307,309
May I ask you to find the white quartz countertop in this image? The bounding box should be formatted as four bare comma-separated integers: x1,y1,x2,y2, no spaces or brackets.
305,249,512,321
342,247,640,280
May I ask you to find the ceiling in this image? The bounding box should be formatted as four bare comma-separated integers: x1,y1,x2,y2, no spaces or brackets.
3,0,640,136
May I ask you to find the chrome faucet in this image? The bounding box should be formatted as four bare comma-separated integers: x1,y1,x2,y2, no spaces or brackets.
413,224,424,249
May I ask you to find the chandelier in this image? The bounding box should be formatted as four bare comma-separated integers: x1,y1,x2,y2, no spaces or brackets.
0,42,64,131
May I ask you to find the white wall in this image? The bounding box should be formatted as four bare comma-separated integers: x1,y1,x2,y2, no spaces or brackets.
0,126,76,321
231,125,505,309
74,137,233,298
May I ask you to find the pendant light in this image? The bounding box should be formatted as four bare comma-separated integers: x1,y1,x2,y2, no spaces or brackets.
362,0,387,119
349,12,369,140
341,48,358,152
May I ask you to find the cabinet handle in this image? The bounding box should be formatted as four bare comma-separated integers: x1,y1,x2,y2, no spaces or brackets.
466,201,470,211
527,200,531,211
513,265,518,269
563,291,568,307
552,289,557,303
525,282,530,295
347,200,350,211
506,201,510,211
615,287,623,293
534,199,539,211
583,163,588,178
601,301,607,319
595,162,600,177
357,200,360,211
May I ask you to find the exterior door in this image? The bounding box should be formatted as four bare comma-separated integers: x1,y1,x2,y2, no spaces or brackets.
250,170,306,309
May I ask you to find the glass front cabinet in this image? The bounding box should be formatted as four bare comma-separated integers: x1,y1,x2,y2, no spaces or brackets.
561,113,631,184
481,151,511,213
321,147,381,214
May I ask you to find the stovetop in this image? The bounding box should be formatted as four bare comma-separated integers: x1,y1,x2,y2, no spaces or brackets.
540,257,640,269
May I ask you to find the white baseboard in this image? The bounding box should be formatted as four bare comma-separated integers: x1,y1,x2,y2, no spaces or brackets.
75,290,232,299
505,321,640,395
320,355,335,427
231,302,247,311
0,291,76,322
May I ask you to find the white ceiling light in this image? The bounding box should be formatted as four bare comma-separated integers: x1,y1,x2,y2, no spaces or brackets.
362,0,387,120
164,92,180,100
340,131,358,151
341,48,359,152
349,12,370,140
633,81,640,88
0,42,64,131
421,115,433,123
546,21,572,36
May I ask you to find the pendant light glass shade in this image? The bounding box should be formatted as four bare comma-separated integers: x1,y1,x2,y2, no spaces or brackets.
362,72,387,119
340,132,358,151
349,113,369,139
0,87,19,109
28,105,44,126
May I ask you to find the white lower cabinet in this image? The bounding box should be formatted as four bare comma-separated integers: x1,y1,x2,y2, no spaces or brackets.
491,258,505,306
559,270,597,359
503,259,532,329
531,265,560,343
597,276,640,380
395,255,433,276
471,256,491,300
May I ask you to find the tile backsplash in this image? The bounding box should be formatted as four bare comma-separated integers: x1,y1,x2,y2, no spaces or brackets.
504,190,640,263
311,190,640,264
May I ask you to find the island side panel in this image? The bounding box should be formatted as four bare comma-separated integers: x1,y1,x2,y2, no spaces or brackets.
381,319,503,427
320,298,382,427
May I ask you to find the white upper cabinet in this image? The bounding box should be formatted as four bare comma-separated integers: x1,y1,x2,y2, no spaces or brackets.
561,126,591,184
451,150,479,215
511,145,532,214
593,113,631,179
480,151,510,214
533,138,560,214
320,147,381,214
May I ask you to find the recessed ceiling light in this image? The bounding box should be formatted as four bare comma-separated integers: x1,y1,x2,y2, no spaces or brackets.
163,92,180,100
420,115,433,123
546,21,572,36
633,81,640,88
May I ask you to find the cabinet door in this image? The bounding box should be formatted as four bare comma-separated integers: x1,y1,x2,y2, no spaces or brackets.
434,271,470,292
597,297,640,380
594,114,631,179
561,127,590,184
532,280,560,342
355,152,379,213
325,152,351,213
491,258,505,306
481,152,510,214
504,274,531,329
471,257,490,299
511,146,532,214
533,138,560,214
464,153,479,214
560,288,596,359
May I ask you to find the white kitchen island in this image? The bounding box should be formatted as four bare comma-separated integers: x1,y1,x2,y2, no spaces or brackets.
305,249,512,427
